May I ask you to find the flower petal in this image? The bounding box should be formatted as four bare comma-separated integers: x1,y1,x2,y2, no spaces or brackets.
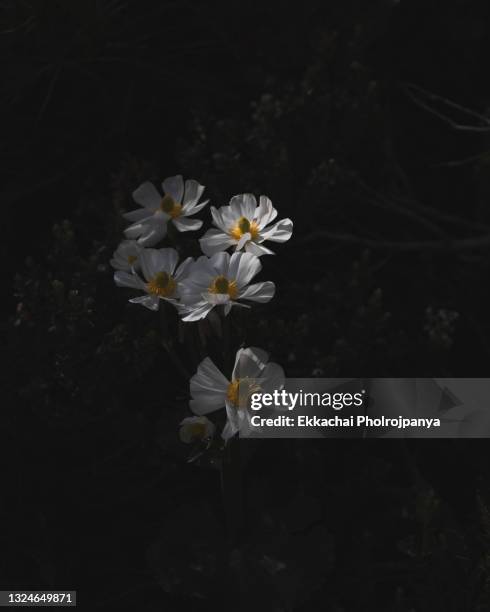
129,294,160,310
183,198,209,216
110,240,142,271
132,181,161,210
123,208,152,222
114,270,146,290
232,346,269,379
200,229,234,256
183,179,205,208
221,419,236,441
229,252,261,287
236,233,251,251
124,215,168,246
173,217,203,232
203,292,231,305
209,251,231,275
244,241,275,256
211,205,232,231
156,247,179,275
239,281,275,303
137,226,167,247
261,218,293,243
190,357,229,414
230,193,257,219
241,193,258,219
256,196,278,228
181,301,215,322
162,175,184,203
140,247,179,279
175,256,195,281
259,362,285,394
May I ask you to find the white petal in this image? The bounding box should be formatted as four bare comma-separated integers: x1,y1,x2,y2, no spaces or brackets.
173,216,203,232
157,248,179,275
181,301,215,322
129,295,160,310
162,296,180,308
132,181,161,210
189,357,229,414
123,208,152,222
259,362,285,394
123,222,144,240
236,233,251,251
220,204,239,227
179,271,215,302
229,194,245,218
138,249,155,280
228,252,261,287
224,403,240,435
211,205,230,231
114,271,146,290
136,222,168,247
124,216,168,246
183,198,209,215
209,251,231,275
162,175,184,203
230,193,257,219
182,179,205,207
199,229,234,256
110,256,127,271
110,241,142,271
232,346,269,380
221,419,236,441
256,196,278,228
174,256,195,281
142,247,179,279
261,218,293,243
203,292,231,305
241,193,257,219
244,241,275,257
239,281,275,303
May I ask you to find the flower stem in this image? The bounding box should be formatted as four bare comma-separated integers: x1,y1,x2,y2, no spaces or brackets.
222,307,232,377
220,435,244,547
159,302,190,380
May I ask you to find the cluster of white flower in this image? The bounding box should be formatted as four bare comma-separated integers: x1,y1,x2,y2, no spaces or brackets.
111,174,292,444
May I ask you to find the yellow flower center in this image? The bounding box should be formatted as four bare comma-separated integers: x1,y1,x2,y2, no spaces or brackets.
230,216,259,241
160,194,182,218
147,271,177,297
227,378,261,409
208,275,238,299
186,422,208,440
127,255,138,265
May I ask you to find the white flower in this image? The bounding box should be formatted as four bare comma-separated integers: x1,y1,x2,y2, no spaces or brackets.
124,175,209,247
179,416,215,444
110,240,143,272
178,251,275,321
199,193,293,257
189,347,285,440
114,247,193,311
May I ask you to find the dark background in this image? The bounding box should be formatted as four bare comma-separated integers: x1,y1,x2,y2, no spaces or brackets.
4,1,490,610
